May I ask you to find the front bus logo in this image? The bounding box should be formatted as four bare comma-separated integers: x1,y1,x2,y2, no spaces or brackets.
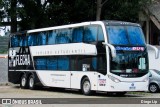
131,83,134,86
129,83,136,90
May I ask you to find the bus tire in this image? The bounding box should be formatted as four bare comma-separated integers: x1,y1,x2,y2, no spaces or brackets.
149,83,159,93
81,77,92,95
20,74,28,89
28,75,36,90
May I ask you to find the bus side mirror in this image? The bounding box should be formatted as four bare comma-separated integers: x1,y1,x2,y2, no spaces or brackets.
147,44,159,59
102,42,116,58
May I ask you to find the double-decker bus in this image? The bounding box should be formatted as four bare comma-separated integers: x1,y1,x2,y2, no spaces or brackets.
8,21,157,95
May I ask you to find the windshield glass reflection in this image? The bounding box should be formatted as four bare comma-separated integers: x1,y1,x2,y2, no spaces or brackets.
106,26,145,46
111,51,148,73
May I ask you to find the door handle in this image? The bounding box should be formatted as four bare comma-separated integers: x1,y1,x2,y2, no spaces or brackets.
71,73,73,76
98,75,100,78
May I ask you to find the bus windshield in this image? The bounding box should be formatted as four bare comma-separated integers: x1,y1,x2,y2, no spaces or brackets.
106,26,145,46
110,50,148,74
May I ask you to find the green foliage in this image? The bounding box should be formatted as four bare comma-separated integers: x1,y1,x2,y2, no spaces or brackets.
102,0,148,22
17,0,95,30
0,0,148,31
0,0,149,53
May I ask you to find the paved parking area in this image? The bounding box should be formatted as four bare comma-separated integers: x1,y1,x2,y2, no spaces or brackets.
0,85,160,107
0,85,159,98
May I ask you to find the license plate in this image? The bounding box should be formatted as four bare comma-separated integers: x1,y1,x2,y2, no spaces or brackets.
129,87,136,90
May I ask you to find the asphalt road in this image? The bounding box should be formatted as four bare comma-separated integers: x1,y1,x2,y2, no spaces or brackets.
0,85,152,98
0,85,160,107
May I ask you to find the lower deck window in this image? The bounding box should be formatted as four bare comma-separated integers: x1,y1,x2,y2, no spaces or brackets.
34,54,106,74
71,54,107,73
34,56,69,71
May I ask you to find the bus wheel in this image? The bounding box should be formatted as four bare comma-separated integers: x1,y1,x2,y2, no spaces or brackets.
149,83,159,93
29,75,36,90
20,74,28,89
81,77,92,95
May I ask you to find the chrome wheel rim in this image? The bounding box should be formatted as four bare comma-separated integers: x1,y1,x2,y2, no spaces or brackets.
83,81,90,93
21,77,26,86
150,85,157,92
29,77,34,88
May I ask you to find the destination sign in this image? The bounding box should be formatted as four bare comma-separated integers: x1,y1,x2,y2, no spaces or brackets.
115,46,144,51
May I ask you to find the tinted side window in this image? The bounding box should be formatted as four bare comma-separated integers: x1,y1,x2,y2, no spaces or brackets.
48,31,57,45
56,29,71,44
47,57,57,70
11,35,19,47
71,55,107,74
71,56,97,71
19,35,27,47
98,26,104,42
37,32,47,45
58,56,70,70
84,26,98,43
28,34,37,46
35,57,47,70
34,56,70,71
72,27,84,43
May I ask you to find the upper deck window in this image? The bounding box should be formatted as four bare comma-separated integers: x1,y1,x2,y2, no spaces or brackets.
48,31,57,45
28,34,37,46
106,26,145,46
127,26,145,45
107,26,129,45
56,29,71,44
84,26,98,43
37,32,47,45
72,27,84,43
11,35,19,47
19,35,27,47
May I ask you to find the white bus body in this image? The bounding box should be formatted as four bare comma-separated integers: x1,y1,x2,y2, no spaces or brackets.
8,21,151,95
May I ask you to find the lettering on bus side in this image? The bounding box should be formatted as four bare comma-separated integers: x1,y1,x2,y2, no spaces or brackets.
9,48,31,67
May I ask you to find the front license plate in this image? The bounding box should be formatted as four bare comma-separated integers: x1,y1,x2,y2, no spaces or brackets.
129,87,136,90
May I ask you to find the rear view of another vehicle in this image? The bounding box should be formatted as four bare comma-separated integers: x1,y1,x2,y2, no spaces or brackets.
149,69,160,93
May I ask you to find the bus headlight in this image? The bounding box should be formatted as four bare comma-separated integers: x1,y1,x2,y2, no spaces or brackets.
108,75,121,83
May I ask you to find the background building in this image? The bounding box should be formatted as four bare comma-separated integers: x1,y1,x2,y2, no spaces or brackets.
139,0,160,45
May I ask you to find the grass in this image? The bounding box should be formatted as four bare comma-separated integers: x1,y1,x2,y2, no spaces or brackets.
127,91,151,96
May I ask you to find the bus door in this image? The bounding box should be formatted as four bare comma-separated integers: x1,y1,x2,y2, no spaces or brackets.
97,54,108,91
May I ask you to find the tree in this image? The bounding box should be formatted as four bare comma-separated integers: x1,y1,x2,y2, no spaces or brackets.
17,0,95,30
96,0,109,20
102,0,148,22
11,0,17,32
0,0,11,34
0,0,149,32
